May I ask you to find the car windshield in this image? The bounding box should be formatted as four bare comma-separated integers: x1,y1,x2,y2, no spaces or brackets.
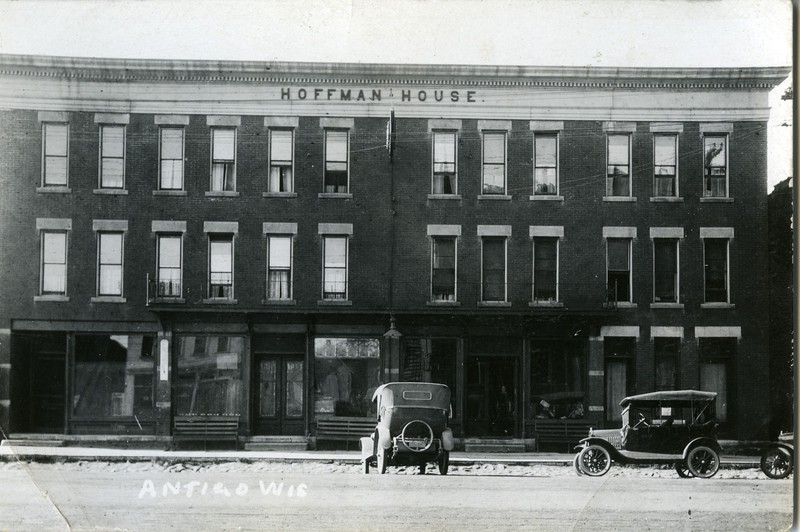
622,400,715,430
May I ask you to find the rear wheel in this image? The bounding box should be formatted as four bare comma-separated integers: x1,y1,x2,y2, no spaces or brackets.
686,445,720,478
675,461,693,478
578,445,612,477
377,447,388,474
438,451,450,475
761,447,793,479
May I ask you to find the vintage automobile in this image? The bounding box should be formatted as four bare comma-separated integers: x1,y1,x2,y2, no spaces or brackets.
760,431,793,479
360,382,454,475
574,390,721,478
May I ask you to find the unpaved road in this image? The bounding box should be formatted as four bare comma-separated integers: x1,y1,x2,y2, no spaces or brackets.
0,460,793,531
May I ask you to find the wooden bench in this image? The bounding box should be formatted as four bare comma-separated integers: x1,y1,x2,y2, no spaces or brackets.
533,419,595,452
315,416,375,449
173,415,240,450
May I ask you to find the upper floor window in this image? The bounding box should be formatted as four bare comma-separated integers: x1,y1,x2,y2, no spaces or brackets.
324,130,349,193
431,236,456,302
482,131,506,195
43,123,68,186
432,131,457,195
653,239,678,303
607,238,632,303
534,134,558,195
654,337,680,391
97,232,123,297
209,235,234,299
653,134,677,197
159,128,184,190
267,235,293,300
703,135,728,197
533,237,558,303
481,237,507,302
606,134,631,197
156,234,182,297
41,231,68,295
269,129,294,193
99,125,125,189
322,236,348,300
703,238,729,303
211,128,236,192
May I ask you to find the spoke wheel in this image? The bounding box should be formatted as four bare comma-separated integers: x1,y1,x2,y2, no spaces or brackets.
573,453,584,476
438,450,450,476
686,446,720,478
675,461,693,478
761,447,793,479
377,447,388,474
578,445,612,477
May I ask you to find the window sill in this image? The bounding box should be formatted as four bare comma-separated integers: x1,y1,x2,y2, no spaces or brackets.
37,186,72,194
427,300,461,307
605,302,637,309
262,299,297,306
153,190,187,196
93,189,129,195
151,297,185,304
478,301,511,307
700,197,734,203
701,302,735,309
91,296,127,303
318,299,353,306
205,191,240,197
650,197,683,203
602,196,637,202
529,301,564,308
650,302,684,309
427,194,462,200
34,295,69,302
263,192,297,198
318,192,353,199
529,195,564,202
478,194,512,201
202,298,238,304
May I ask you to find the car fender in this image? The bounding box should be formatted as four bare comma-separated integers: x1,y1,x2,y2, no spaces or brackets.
441,427,455,451
359,436,375,460
577,437,622,460
682,437,722,459
376,425,393,450
765,442,793,455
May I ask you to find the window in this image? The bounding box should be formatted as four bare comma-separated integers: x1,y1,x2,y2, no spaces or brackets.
482,131,506,194
174,336,244,416
431,236,456,301
323,236,348,300
604,337,635,421
99,125,125,189
156,234,182,297
654,337,680,391
606,134,631,196
533,237,558,302
704,238,729,303
43,123,68,186
699,337,735,423
324,130,349,193
607,238,631,302
209,235,234,299
97,232,123,297
653,239,678,303
432,131,457,194
211,128,236,192
313,337,380,417
703,135,727,197
534,134,558,195
159,128,184,190
269,129,294,193
267,236,292,300
653,134,677,197
481,237,506,302
41,231,67,295
531,339,585,418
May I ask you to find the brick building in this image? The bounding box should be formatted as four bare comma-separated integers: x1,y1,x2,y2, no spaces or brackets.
0,55,789,448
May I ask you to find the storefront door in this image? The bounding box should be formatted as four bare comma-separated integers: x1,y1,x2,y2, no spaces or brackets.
465,355,519,437
11,333,67,434
252,354,304,435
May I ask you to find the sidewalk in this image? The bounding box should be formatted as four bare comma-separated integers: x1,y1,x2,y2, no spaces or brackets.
0,444,762,468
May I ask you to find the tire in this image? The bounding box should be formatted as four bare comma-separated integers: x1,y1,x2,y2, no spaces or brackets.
438,451,450,476
761,447,793,479
377,447,388,474
686,445,720,478
578,444,612,477
675,461,693,478
573,453,584,476
362,459,370,474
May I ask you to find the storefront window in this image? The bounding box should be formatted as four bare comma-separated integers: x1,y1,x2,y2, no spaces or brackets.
174,336,244,415
73,334,155,420
314,337,380,417
530,339,584,420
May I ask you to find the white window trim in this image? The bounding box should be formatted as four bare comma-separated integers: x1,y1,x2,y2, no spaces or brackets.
701,236,732,306
480,130,507,196
606,237,633,304
480,235,508,304
320,235,350,303
652,133,679,198
531,131,561,198
605,133,633,199
321,128,351,197
158,126,185,191
37,229,69,300
267,127,296,195
651,326,684,338
701,132,730,199
651,237,680,305
429,235,458,304
531,236,560,305
265,234,295,304
41,122,70,189
600,326,640,338
694,326,741,339
156,233,184,300
95,230,125,299
208,126,238,194
205,233,237,303
430,129,459,197
98,123,126,190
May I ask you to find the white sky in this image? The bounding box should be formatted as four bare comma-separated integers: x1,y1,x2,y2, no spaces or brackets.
0,0,793,185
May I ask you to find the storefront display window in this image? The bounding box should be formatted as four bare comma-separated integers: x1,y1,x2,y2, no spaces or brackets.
174,335,244,415
314,337,380,417
530,339,584,419
73,334,155,420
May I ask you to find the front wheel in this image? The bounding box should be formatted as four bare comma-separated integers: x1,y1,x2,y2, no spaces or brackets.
573,453,584,476
761,447,793,479
675,461,693,478
686,445,720,478
578,445,612,477
438,450,450,475
377,447,388,474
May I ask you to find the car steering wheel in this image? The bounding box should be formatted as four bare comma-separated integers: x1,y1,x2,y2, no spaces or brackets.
633,412,649,428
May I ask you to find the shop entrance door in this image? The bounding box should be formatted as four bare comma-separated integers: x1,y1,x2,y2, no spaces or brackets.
12,333,68,433
465,356,519,437
252,354,304,435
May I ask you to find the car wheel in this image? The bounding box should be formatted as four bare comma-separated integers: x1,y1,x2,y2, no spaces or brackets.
362,459,370,474
377,447,388,474
761,447,793,479
686,445,720,478
438,451,450,476
573,453,584,476
675,461,693,478
578,445,611,477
